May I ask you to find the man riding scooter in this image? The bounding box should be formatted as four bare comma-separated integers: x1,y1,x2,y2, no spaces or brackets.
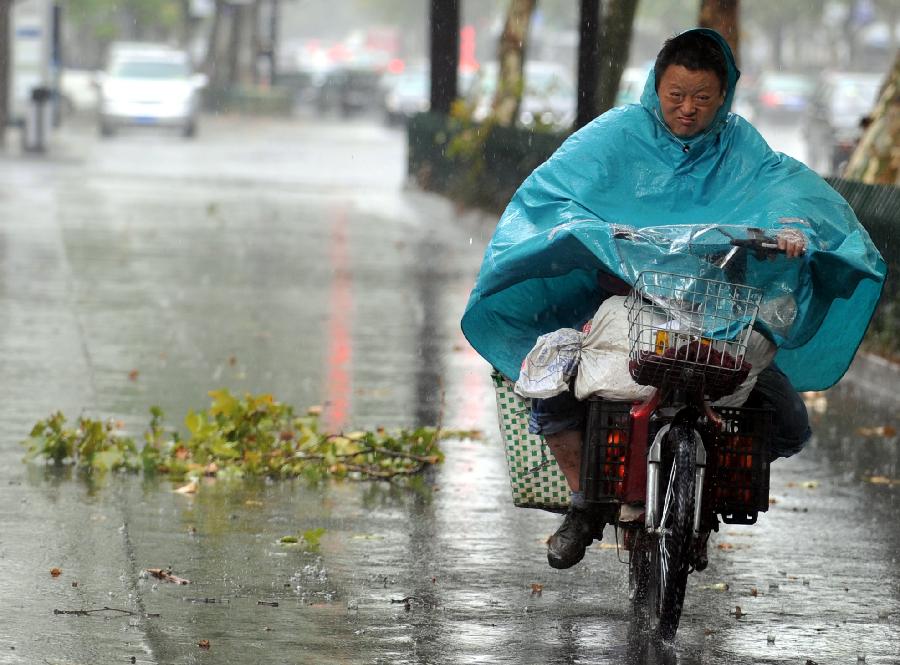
460,29,886,569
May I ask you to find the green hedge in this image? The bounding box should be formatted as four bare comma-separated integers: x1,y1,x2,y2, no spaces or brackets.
203,85,294,116
407,111,567,212
826,178,899,360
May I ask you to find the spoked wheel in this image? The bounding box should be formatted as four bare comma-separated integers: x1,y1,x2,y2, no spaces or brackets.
630,424,697,641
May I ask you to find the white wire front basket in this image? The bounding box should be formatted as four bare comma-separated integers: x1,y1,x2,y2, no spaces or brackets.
626,271,763,399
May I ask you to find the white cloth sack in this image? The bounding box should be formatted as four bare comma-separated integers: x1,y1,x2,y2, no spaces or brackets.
515,295,776,404
574,296,656,401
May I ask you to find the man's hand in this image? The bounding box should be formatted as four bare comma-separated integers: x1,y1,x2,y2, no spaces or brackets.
776,229,807,258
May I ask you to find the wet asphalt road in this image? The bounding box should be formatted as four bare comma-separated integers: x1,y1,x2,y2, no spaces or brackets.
0,113,897,664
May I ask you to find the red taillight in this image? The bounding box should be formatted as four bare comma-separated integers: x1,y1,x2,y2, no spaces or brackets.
761,92,781,107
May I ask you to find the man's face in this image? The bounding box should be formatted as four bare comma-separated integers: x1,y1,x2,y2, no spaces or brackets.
657,65,725,138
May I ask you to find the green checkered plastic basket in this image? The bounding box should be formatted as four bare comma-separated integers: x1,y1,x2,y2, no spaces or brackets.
492,371,570,512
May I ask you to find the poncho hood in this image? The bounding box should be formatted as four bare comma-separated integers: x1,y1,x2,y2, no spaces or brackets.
460,28,886,392
639,27,740,149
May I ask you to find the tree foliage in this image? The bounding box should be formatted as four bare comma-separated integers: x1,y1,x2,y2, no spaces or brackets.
67,0,183,44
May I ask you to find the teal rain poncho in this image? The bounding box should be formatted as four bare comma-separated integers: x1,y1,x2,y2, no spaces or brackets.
460,28,885,392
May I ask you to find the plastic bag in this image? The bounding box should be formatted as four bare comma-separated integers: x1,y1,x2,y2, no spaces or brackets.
514,328,582,399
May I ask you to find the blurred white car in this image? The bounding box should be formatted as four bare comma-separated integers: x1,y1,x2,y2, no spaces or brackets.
96,46,207,137
60,68,98,115
466,61,576,130
381,67,429,124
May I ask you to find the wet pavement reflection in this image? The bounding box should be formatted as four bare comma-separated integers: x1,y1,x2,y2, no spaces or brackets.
0,116,896,664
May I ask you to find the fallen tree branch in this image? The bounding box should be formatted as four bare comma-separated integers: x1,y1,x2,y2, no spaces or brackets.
53,606,140,616
344,463,427,479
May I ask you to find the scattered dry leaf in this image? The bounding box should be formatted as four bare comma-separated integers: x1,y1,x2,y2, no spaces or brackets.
198,639,210,650
50,567,62,577
531,583,543,595
174,479,198,494
768,497,778,505
750,587,758,597
704,628,716,637
732,605,744,619
717,542,734,550
801,391,828,414
228,355,237,367
788,480,820,489
145,568,191,585
704,582,729,591
128,369,139,382
71,581,78,588
867,475,899,487
856,425,897,438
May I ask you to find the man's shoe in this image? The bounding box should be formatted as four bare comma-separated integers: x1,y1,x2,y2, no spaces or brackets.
547,507,599,569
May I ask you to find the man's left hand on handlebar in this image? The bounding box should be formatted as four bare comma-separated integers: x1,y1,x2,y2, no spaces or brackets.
776,229,807,258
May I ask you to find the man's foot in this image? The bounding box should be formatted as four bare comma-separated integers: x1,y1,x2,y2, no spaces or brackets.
547,507,601,569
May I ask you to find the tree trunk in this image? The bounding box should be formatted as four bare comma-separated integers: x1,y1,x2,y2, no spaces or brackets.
429,0,459,114
698,0,739,65
595,0,639,116
0,0,10,148
226,4,243,86
492,0,537,127
179,0,193,49
576,0,601,129
843,50,900,185
249,0,261,85
204,0,226,83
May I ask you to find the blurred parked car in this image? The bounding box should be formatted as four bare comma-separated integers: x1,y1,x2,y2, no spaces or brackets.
382,68,429,124
615,66,649,106
315,65,382,116
96,45,207,138
59,68,98,115
749,71,815,121
804,71,882,175
466,61,575,130
379,66,477,126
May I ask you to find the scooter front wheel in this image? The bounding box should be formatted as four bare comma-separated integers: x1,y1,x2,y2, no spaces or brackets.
631,424,696,640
